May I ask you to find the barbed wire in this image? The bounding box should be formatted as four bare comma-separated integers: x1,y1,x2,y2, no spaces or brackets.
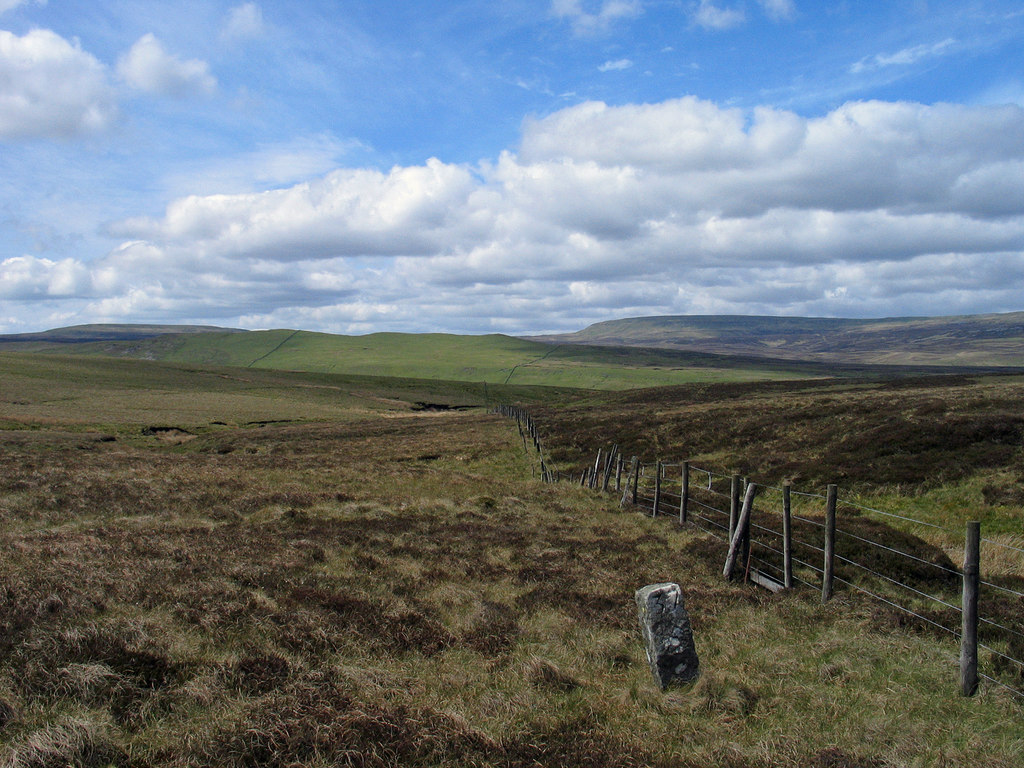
978,672,1024,699
834,554,961,611
840,498,954,533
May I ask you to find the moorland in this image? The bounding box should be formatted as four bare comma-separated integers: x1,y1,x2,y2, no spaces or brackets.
1,317,1022,767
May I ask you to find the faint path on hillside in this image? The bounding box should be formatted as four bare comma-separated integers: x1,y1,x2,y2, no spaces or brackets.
247,330,299,368
504,345,561,384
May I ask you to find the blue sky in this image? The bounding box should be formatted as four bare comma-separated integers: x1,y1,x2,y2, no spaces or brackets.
1,1,1023,334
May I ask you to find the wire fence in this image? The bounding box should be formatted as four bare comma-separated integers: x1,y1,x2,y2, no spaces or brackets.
493,406,1024,702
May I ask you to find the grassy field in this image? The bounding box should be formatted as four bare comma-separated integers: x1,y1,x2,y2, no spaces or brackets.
1,355,1022,766
19,328,872,390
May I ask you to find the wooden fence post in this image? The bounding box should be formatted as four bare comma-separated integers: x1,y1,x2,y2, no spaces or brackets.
615,454,623,493
631,459,640,505
822,484,837,603
680,461,689,524
961,521,980,697
723,483,757,579
782,481,793,589
652,460,662,517
729,474,741,539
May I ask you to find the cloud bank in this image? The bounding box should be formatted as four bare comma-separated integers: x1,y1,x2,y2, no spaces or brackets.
3,96,1024,333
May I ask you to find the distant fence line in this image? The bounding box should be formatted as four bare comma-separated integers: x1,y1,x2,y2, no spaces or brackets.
493,405,1024,702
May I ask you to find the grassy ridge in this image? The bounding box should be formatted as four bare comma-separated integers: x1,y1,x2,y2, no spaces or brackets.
48,329,821,390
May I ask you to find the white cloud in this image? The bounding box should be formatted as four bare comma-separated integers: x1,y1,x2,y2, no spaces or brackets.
223,3,265,41
851,38,957,74
6,96,1024,334
757,0,795,22
692,1,745,30
598,58,633,72
0,28,117,140
117,34,216,98
551,0,642,36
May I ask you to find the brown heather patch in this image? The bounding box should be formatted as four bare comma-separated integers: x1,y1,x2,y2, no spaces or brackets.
2,398,1024,767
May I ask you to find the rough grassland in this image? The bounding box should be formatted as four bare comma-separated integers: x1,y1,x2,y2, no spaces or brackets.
1,358,1022,766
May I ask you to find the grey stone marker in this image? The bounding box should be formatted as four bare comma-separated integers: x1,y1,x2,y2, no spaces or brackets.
635,582,700,689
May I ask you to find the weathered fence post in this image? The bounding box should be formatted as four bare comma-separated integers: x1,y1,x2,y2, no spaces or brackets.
591,450,603,489
822,484,838,602
782,481,793,589
615,454,623,493
680,461,689,524
602,445,617,492
961,521,980,697
729,474,741,539
723,483,757,580
652,460,662,517
631,459,640,505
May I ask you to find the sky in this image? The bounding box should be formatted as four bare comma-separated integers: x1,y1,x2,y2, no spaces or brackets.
1,1,1023,335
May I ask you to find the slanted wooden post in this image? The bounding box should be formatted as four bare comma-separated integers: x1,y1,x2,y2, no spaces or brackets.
602,445,617,492
652,461,662,517
729,474,741,539
723,483,757,579
680,461,689,524
615,454,623,493
591,450,603,489
822,484,838,602
961,521,981,697
631,458,640,505
782,481,793,589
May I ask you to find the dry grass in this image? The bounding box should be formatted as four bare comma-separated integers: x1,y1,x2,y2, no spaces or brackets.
2,365,1023,766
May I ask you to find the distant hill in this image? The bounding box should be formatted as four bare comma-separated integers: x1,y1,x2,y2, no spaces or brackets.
0,324,241,346
530,312,1024,367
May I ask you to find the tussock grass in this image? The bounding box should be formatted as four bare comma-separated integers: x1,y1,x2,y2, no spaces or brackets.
2,360,1023,766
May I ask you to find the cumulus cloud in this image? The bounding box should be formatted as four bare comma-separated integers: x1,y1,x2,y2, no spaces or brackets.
0,28,117,140
117,34,216,97
7,96,1024,334
551,0,642,35
223,3,264,41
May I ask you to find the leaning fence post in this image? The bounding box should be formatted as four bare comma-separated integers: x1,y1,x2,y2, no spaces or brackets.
615,454,623,493
782,481,793,589
729,474,741,539
723,483,758,580
652,460,662,517
680,461,689,524
961,521,981,697
822,484,838,602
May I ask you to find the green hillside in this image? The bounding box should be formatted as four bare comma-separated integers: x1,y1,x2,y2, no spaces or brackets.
35,329,822,390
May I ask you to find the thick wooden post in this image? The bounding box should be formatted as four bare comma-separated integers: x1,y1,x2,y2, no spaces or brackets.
782,481,793,589
631,458,640,505
652,461,662,517
723,483,757,579
822,484,838,602
961,521,980,697
615,454,623,493
729,474,741,539
680,461,689,524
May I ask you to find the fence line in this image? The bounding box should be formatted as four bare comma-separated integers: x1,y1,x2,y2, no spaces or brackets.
493,405,1024,703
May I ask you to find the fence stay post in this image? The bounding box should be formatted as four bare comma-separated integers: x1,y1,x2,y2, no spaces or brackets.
822,484,838,603
782,481,793,589
961,521,981,697
652,460,662,517
723,483,757,580
680,461,689,524
729,474,741,539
